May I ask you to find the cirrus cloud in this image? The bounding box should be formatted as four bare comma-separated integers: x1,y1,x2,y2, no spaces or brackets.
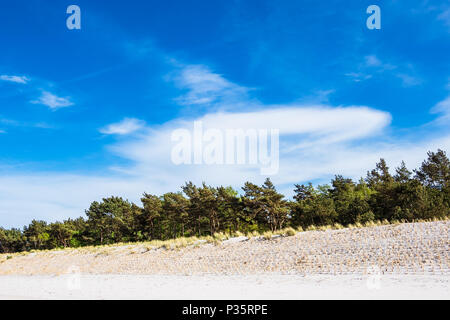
31,91,74,110
0,74,30,84
100,118,146,135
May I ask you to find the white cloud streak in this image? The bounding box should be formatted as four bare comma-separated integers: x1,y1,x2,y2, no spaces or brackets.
172,65,250,108
31,91,74,110
431,95,450,124
0,75,30,84
346,55,420,87
100,118,146,135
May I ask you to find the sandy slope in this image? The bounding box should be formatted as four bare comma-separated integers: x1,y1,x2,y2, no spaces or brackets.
0,221,448,299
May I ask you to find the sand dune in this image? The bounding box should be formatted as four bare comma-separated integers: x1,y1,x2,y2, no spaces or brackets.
0,221,448,299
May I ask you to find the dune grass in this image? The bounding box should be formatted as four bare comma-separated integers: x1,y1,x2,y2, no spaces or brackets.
0,217,448,262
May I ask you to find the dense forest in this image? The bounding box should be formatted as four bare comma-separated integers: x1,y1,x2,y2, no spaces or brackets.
1,149,449,253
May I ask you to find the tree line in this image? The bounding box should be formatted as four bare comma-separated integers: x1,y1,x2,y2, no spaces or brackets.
1,149,449,253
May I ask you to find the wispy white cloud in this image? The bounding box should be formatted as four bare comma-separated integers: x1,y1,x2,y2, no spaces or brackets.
31,91,74,110
0,118,54,130
364,55,396,71
106,104,391,183
171,65,250,108
364,55,382,67
345,55,387,82
100,118,146,135
431,95,450,124
344,72,372,82
437,8,450,28
0,74,30,84
396,73,422,87
346,55,421,87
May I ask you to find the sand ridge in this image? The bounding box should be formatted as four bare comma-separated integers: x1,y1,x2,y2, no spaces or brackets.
0,221,448,276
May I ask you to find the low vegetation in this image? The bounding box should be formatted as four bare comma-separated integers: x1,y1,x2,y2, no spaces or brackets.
1,220,447,276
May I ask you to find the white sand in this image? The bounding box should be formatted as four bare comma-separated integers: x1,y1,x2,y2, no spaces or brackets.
0,274,448,300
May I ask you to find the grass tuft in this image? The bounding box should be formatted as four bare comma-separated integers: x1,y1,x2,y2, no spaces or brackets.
283,227,297,237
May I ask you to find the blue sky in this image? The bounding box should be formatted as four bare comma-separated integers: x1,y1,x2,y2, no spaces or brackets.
0,0,449,227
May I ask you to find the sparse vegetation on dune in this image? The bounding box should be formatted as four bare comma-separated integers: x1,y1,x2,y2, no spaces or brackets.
0,216,448,263
0,220,448,276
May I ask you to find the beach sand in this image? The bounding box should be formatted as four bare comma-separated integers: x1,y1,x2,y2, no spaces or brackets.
0,274,448,299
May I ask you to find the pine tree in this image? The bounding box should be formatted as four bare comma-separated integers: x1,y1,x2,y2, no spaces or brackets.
415,149,450,189
140,193,163,240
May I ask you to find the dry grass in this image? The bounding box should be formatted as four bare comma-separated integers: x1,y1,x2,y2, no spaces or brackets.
0,217,449,263
0,217,447,262
0,219,448,276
